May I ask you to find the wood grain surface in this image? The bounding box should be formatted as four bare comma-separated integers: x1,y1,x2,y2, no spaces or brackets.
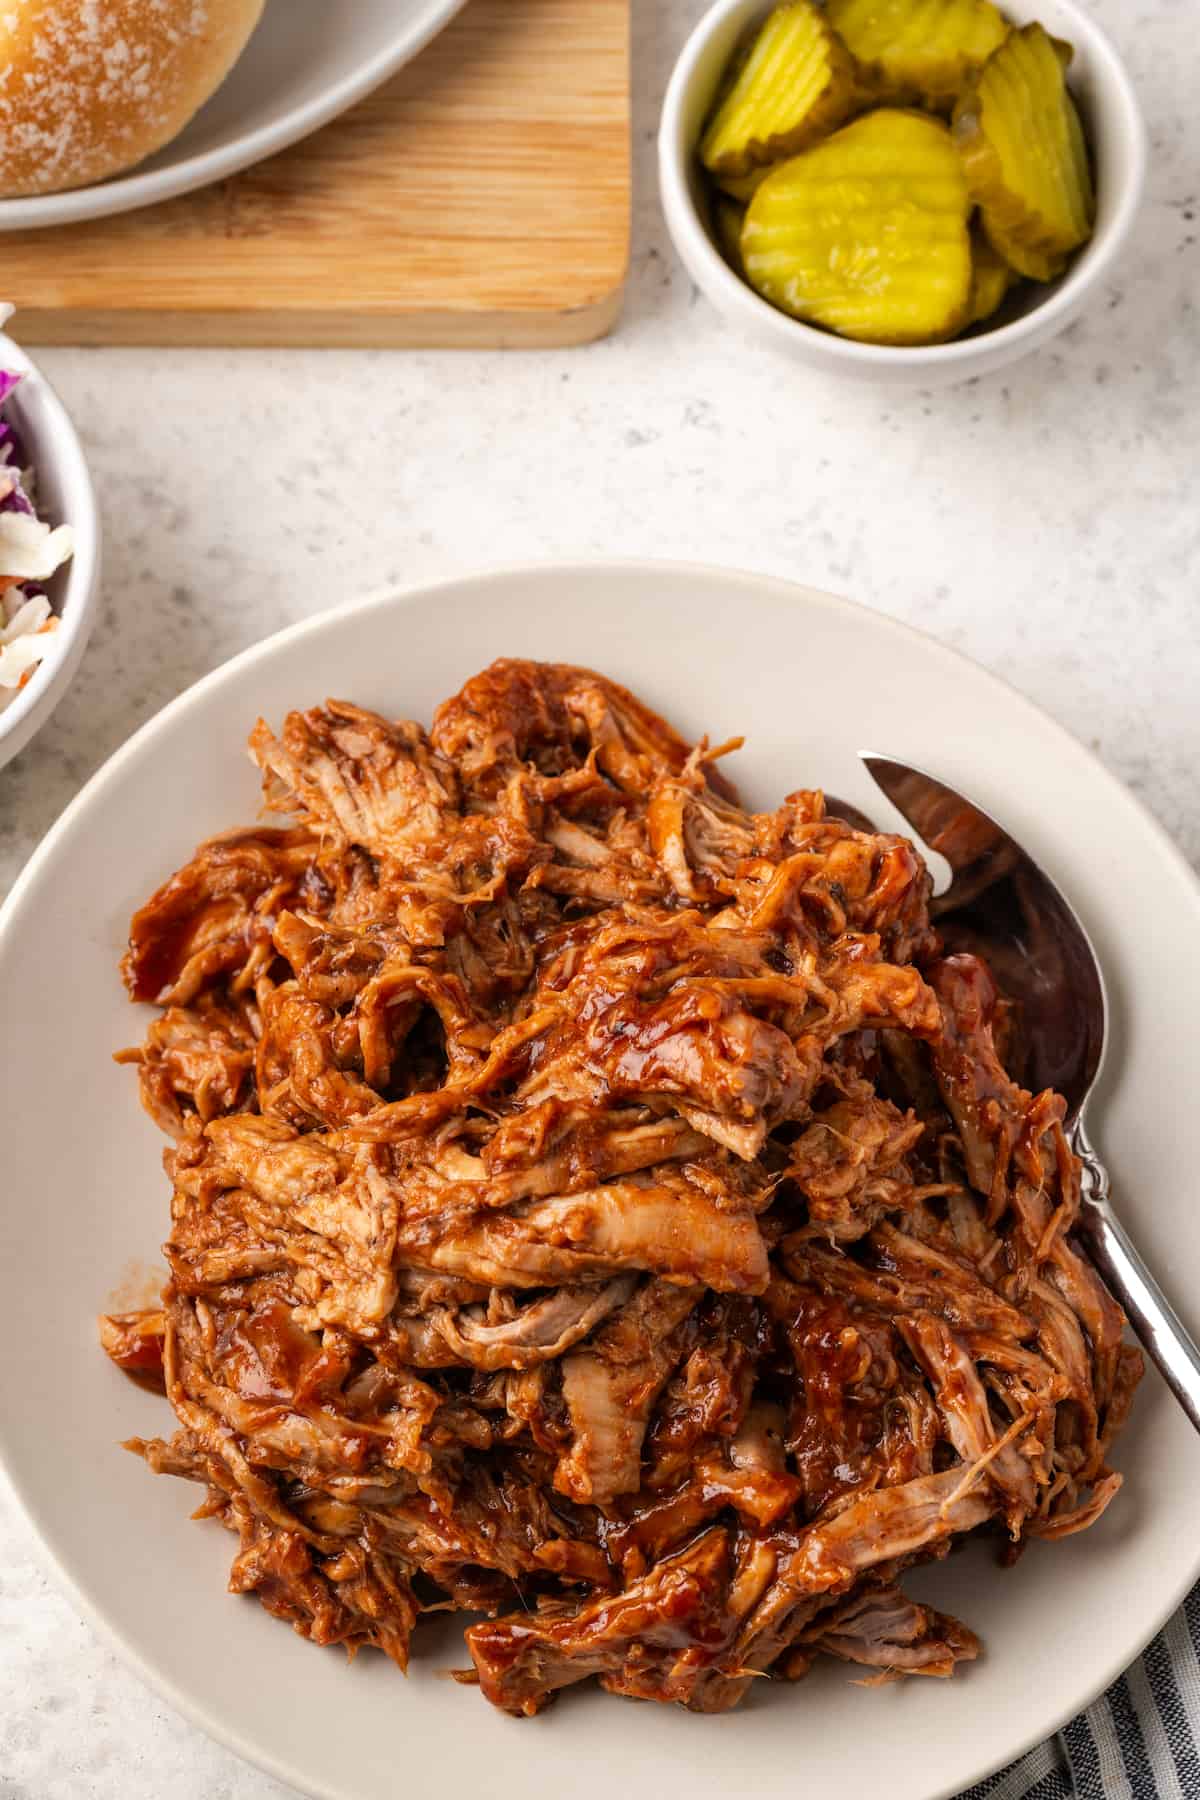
5,0,631,349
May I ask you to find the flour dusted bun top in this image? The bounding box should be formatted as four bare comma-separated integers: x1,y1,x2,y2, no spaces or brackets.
0,0,266,197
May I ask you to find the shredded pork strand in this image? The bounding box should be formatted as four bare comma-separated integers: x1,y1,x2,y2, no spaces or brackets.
99,658,1141,1716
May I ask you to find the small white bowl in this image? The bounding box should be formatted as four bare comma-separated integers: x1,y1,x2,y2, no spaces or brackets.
659,0,1147,384
0,335,101,772
0,0,465,233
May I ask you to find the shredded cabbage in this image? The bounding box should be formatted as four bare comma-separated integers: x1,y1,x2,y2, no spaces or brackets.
0,330,75,710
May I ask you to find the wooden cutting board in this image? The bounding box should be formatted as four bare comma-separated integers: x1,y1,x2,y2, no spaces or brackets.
5,0,630,349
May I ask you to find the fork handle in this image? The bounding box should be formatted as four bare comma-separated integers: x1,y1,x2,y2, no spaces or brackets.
1074,1129,1200,1435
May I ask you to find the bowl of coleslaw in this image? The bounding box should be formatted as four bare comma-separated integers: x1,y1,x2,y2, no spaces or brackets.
0,311,100,772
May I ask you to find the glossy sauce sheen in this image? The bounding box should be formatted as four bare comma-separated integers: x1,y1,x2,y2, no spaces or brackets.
99,659,1140,1715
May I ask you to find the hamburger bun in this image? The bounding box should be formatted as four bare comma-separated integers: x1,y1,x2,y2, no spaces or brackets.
0,0,266,197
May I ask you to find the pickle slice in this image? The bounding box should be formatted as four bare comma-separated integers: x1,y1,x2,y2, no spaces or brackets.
742,109,972,345
954,23,1094,282
966,226,1016,323
699,1,860,177
827,0,1008,111
712,194,747,273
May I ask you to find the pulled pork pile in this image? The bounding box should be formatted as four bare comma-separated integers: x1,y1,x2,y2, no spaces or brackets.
99,659,1141,1715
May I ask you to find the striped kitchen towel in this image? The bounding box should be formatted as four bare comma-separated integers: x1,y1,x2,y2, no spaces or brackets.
958,1583,1200,1800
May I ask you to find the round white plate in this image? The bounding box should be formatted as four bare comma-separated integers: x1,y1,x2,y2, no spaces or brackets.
0,0,467,231
2,562,1198,1800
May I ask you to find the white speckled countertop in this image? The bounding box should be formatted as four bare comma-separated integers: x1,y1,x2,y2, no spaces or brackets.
1,2,1197,1794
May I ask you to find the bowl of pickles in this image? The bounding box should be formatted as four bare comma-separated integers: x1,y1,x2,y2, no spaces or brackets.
659,0,1147,382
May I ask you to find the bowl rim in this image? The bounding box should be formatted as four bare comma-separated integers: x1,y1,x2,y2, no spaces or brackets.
658,0,1149,369
0,332,101,754
0,0,468,233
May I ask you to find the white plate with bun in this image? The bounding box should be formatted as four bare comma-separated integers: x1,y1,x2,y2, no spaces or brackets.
0,0,467,230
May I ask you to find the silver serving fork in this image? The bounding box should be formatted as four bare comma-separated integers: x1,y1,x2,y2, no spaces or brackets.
834,752,1200,1433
